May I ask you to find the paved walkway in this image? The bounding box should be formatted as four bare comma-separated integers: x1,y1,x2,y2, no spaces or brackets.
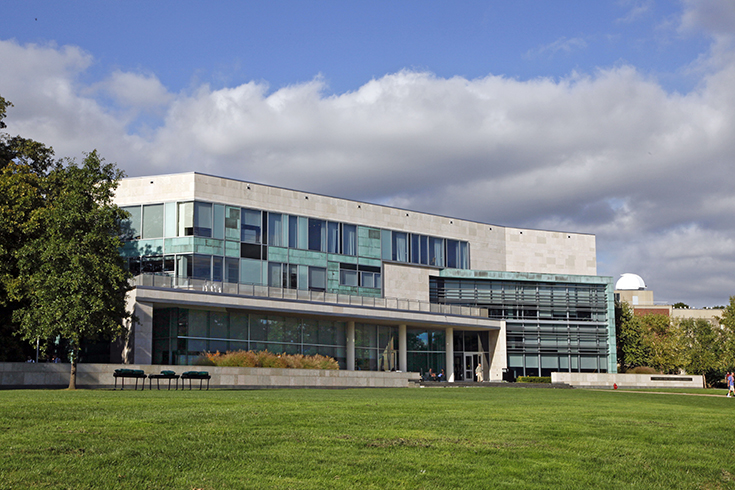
419,381,573,389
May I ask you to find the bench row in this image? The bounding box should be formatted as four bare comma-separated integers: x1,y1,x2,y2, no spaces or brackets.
113,369,211,390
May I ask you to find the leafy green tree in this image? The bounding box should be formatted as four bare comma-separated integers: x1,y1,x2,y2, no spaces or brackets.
0,96,58,361
679,318,723,387
615,301,649,371
639,313,683,374
13,151,133,388
1,96,133,386
717,296,735,370
673,302,690,309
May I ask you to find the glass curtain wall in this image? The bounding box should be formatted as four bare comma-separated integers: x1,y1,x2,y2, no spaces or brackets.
430,277,610,376
153,307,347,367
406,328,446,378
124,200,473,299
355,323,397,371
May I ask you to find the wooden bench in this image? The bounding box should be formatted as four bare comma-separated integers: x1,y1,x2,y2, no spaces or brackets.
113,369,147,390
181,371,211,390
148,370,180,390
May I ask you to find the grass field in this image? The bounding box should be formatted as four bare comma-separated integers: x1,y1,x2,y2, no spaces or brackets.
1,386,734,489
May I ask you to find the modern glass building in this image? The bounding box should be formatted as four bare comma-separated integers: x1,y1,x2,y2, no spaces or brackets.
117,172,616,380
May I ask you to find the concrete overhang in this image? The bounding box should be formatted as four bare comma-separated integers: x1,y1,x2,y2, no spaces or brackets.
130,286,500,331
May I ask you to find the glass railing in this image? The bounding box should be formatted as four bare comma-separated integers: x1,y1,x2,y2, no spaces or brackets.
133,273,487,318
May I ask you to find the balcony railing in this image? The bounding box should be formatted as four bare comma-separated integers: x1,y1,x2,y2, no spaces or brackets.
133,273,487,318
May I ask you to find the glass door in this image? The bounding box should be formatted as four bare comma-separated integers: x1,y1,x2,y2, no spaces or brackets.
465,353,479,381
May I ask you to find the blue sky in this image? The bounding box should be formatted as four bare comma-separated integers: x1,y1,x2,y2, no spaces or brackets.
6,1,710,94
2,0,735,306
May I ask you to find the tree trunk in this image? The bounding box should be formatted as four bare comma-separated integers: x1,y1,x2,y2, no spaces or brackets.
67,347,77,390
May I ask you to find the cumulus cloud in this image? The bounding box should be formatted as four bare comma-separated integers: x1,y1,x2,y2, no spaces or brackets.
1,4,735,306
100,70,173,109
680,0,735,37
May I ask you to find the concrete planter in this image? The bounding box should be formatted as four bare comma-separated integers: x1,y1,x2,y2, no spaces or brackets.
0,362,420,389
551,372,705,389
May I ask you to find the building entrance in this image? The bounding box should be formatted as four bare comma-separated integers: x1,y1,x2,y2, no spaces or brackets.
465,353,480,381
454,352,483,381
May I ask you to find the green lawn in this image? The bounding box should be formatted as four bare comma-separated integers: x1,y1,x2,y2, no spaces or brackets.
1,387,734,489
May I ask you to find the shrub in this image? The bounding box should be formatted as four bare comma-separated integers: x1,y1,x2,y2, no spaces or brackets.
517,376,551,383
193,355,216,366
626,366,660,374
201,350,339,370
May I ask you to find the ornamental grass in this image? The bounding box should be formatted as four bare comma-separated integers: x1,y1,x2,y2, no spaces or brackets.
197,349,339,370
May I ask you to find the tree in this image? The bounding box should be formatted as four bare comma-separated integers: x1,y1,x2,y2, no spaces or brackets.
679,317,723,387
0,96,58,361
717,296,735,370
639,313,683,374
673,302,690,309
1,95,133,388
615,301,649,371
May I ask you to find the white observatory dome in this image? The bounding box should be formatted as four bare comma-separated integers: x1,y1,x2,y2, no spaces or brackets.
615,273,646,290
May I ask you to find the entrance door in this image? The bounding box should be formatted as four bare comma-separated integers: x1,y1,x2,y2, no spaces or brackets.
464,353,479,382
454,355,464,381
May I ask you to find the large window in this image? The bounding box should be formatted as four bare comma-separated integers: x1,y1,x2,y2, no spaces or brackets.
340,269,358,287
153,308,347,367
308,218,326,252
327,222,339,254
288,216,299,248
241,208,262,243
225,257,239,283
121,206,141,239
308,266,326,291
268,262,283,288
225,207,240,240
410,234,428,265
178,202,193,237
342,224,357,256
355,324,397,371
268,213,285,247
429,237,444,267
142,204,164,239
194,202,212,237
392,232,408,262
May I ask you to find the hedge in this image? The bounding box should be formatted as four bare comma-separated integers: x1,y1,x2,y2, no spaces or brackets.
517,376,551,383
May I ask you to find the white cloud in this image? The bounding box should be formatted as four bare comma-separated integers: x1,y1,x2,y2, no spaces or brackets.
101,70,172,108
1,11,735,306
680,0,735,37
616,0,654,23
525,37,588,59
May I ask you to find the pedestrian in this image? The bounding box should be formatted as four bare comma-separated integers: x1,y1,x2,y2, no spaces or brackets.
475,362,484,382
728,372,735,398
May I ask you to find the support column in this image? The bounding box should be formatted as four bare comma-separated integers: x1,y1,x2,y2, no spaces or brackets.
398,324,407,372
445,327,454,382
132,301,153,365
346,321,355,371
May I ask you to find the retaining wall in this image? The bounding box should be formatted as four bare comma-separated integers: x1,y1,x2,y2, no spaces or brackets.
551,372,705,389
0,362,420,389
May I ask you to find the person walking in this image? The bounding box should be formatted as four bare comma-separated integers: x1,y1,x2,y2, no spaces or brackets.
728,372,734,398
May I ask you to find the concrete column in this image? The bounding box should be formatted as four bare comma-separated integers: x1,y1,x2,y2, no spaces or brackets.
445,326,454,382
132,301,153,365
398,324,407,372
346,321,355,371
